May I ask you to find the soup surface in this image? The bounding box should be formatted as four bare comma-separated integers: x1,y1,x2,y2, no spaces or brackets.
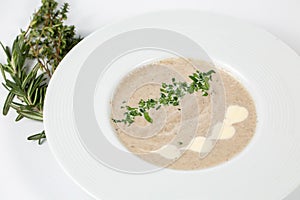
111,58,257,170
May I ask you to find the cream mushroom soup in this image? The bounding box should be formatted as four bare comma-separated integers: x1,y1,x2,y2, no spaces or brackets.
110,58,257,170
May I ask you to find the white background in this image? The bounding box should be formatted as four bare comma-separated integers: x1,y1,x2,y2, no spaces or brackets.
0,0,300,199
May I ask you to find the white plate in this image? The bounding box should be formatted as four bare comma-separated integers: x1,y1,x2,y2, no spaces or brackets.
44,10,300,200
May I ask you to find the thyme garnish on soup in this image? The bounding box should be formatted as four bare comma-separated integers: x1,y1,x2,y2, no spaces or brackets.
112,69,215,125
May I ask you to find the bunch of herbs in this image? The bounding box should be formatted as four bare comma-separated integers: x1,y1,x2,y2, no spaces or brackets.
0,0,81,144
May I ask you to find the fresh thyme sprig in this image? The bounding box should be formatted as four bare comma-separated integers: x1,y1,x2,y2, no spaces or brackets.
112,69,215,125
0,0,81,144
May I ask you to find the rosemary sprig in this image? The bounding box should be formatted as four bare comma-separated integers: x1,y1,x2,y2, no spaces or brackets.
112,69,215,125
0,0,81,144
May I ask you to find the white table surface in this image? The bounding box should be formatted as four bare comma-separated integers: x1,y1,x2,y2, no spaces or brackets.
0,0,300,199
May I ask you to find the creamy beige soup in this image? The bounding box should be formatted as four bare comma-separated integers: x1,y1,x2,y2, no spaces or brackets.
111,58,257,170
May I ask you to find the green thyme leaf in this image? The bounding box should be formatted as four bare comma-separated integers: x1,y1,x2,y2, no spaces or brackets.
143,112,153,123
